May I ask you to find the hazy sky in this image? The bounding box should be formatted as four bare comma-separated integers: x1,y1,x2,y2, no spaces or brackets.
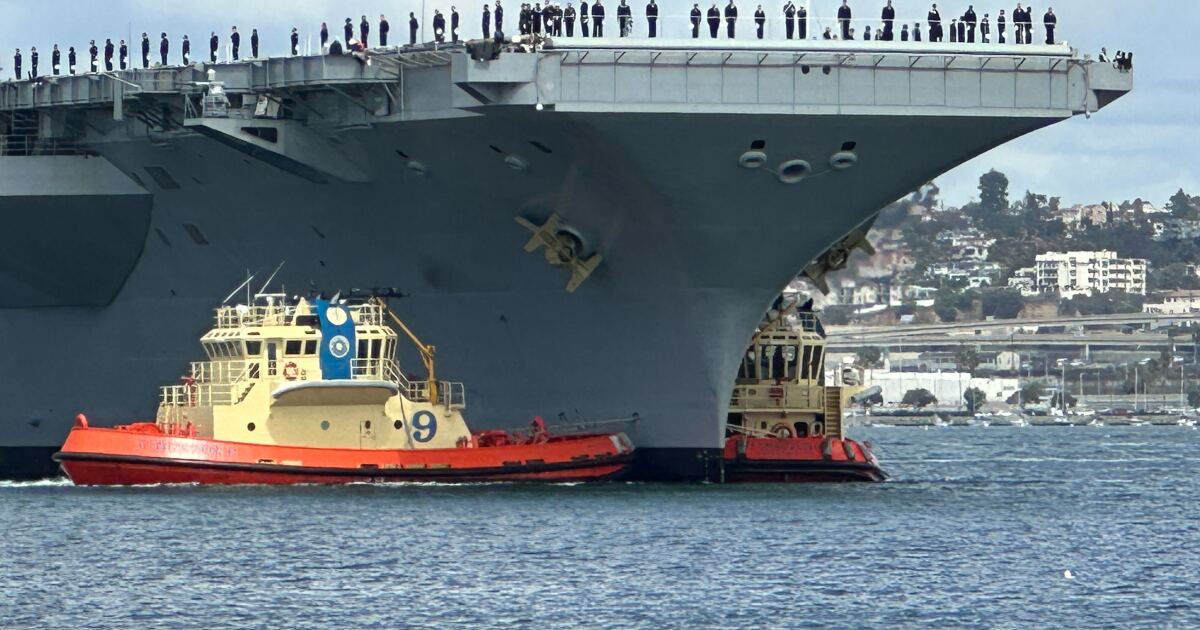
1,0,1191,208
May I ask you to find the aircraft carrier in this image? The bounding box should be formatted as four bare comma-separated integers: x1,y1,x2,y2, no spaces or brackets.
0,34,1131,480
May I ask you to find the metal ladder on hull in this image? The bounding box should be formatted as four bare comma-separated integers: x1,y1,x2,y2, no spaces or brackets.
823,386,843,439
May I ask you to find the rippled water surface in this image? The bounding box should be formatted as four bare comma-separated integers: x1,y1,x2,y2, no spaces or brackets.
3,427,1198,628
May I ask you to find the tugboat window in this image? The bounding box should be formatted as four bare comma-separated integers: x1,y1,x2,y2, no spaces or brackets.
246,341,262,355
285,340,302,355
371,339,382,358
304,340,317,355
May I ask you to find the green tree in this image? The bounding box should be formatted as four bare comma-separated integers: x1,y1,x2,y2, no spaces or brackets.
855,346,884,369
1006,381,1046,407
978,169,1010,215
955,345,981,375
902,388,939,408
981,290,1025,319
1050,391,1078,409
964,387,987,413
1167,189,1199,220
1151,263,1200,291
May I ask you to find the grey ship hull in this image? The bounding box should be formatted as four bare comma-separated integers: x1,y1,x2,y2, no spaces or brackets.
0,40,1130,479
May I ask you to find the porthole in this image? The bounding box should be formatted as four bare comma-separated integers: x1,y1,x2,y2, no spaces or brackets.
777,159,813,184
320,420,330,431
829,151,858,170
822,66,831,75
247,422,256,432
739,150,768,169
364,420,372,430
394,419,404,430
801,65,811,74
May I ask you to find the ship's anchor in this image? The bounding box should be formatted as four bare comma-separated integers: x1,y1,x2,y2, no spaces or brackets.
515,213,603,293
801,226,876,295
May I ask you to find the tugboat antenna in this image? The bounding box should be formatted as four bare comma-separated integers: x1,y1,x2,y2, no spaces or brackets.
221,271,258,305
255,261,287,298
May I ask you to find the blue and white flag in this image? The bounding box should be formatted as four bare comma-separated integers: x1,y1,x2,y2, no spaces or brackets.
314,299,356,380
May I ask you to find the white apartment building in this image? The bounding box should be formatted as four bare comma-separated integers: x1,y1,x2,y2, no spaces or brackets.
1033,250,1147,299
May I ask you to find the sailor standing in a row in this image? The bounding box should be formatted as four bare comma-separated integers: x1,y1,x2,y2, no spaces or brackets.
997,9,1006,43
409,13,419,45
231,27,240,60
160,33,169,66
565,4,576,36
882,0,895,40
119,39,127,70
592,0,605,36
754,5,764,39
361,15,371,47
68,46,76,74
292,27,301,55
88,41,98,72
209,32,219,62
321,23,329,49
496,1,505,36
251,29,259,58
380,15,391,46
13,49,21,80
580,0,589,36
483,5,492,38
182,35,191,64
52,44,60,75
345,18,355,46
725,0,737,39
104,38,113,71
646,0,658,37
837,0,851,40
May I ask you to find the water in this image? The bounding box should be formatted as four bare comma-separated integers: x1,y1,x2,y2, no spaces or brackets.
3,427,1198,628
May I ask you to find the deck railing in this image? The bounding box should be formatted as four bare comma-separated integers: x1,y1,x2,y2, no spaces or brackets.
730,382,824,412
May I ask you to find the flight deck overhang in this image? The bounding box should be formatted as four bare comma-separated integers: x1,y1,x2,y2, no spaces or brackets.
1,38,1128,121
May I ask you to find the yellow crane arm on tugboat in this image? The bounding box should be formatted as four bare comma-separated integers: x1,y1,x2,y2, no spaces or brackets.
371,297,440,406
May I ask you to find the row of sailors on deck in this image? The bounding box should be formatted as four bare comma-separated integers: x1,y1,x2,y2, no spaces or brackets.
6,2,1066,80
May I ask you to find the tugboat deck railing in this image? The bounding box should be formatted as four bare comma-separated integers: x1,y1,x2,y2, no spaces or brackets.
730,382,826,412
211,302,386,328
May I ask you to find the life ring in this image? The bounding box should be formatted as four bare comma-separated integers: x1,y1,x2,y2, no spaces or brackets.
282,362,300,381
770,423,795,438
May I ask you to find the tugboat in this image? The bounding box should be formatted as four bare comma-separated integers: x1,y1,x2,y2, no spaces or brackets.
723,298,886,482
54,293,634,485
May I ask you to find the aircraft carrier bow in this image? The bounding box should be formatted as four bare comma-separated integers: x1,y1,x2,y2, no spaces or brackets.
0,36,1131,479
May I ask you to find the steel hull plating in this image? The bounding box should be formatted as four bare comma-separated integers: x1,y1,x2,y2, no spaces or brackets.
4,110,1056,480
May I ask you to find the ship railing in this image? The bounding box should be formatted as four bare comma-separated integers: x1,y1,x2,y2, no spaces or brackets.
213,302,386,328
188,360,250,384
730,382,825,412
0,135,92,157
159,382,237,408
350,358,466,409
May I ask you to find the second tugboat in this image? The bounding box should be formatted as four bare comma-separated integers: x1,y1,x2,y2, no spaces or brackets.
724,297,886,482
54,292,634,485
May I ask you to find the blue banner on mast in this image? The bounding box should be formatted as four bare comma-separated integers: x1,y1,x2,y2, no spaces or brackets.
314,299,356,380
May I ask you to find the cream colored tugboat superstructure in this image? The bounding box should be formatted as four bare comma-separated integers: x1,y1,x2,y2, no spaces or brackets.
723,297,884,482
54,295,634,485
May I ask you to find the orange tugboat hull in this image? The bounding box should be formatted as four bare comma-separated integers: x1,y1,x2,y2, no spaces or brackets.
722,435,886,483
53,426,634,485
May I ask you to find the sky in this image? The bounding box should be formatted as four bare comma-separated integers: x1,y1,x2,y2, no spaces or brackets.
0,0,1193,208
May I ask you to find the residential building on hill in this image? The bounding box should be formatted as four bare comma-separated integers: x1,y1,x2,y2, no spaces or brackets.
1143,290,1200,315
1031,250,1147,298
